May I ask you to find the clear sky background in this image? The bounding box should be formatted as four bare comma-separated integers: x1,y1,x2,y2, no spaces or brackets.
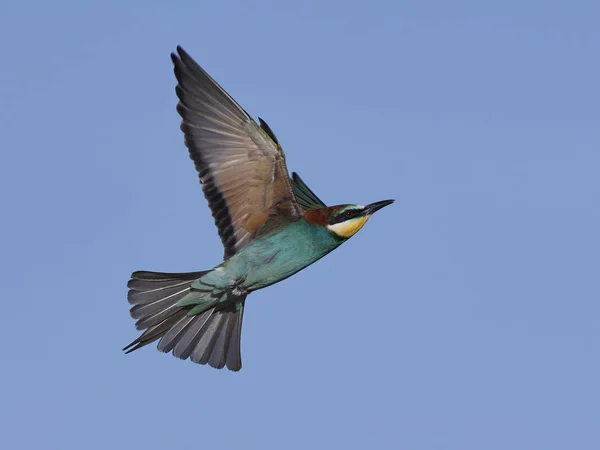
1,1,599,449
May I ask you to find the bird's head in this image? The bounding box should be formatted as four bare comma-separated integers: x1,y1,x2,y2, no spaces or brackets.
324,200,395,239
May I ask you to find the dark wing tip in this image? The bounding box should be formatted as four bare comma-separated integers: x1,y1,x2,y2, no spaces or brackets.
258,117,280,145
173,45,189,62
171,46,197,83
175,46,201,72
171,45,188,64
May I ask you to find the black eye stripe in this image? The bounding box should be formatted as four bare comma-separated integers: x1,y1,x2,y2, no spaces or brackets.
328,208,362,225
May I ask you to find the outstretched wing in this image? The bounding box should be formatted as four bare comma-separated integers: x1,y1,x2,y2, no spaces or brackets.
291,172,327,211
172,47,302,259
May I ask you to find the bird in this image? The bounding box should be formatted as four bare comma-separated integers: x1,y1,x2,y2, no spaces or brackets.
123,46,394,371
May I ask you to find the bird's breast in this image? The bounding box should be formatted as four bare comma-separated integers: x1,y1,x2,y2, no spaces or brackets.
224,220,341,291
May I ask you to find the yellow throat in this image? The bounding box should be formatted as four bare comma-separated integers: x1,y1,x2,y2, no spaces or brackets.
327,216,370,239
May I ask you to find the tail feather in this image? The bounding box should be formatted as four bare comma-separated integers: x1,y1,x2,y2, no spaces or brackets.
188,304,243,369
192,312,223,364
226,304,244,370
130,290,188,322
156,313,196,354
210,307,240,369
123,317,178,353
128,282,196,307
171,308,215,360
127,271,205,294
124,270,246,371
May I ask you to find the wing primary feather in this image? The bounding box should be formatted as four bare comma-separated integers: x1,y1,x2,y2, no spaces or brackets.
171,47,302,259
291,172,327,210
258,117,280,145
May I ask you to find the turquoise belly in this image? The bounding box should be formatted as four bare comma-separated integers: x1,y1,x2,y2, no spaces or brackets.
225,219,342,291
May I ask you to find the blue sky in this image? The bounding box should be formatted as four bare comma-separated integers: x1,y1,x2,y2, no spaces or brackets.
1,1,599,449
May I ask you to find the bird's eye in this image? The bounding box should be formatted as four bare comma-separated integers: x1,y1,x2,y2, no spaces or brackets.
345,211,353,217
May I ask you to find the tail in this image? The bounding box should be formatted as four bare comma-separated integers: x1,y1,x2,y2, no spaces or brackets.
123,270,246,371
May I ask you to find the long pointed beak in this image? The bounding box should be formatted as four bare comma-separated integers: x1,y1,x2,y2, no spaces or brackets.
364,199,395,215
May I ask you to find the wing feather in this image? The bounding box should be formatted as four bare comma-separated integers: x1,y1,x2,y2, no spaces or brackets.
172,47,302,259
291,172,327,211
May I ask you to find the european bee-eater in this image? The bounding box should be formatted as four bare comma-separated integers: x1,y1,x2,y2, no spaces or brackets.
124,47,394,371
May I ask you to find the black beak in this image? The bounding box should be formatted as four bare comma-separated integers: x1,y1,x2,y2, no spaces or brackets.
364,199,395,215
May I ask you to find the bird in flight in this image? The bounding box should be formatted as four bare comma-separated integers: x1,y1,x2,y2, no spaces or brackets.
124,46,394,371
